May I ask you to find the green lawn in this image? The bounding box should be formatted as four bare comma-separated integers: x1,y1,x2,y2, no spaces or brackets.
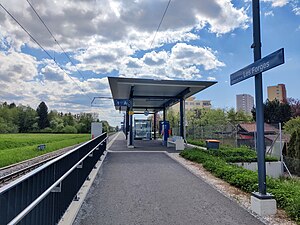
0,133,90,168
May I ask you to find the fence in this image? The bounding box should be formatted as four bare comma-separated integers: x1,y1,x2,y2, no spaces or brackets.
184,123,238,147
179,122,299,177
0,132,107,225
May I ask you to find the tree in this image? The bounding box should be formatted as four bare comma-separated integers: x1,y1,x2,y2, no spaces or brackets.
9,103,16,109
227,108,253,125
0,102,19,133
101,120,110,133
18,105,38,132
198,108,227,126
167,108,180,129
287,129,300,174
76,113,93,133
61,125,77,133
284,117,300,135
36,102,50,129
63,112,75,126
288,97,300,118
252,99,291,124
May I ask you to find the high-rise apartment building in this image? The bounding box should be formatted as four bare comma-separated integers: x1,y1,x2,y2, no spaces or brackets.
236,94,254,114
267,84,287,103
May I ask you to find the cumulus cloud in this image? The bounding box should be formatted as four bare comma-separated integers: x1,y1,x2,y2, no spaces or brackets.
0,50,115,122
207,76,217,81
0,50,38,82
293,7,300,15
264,11,275,17
0,0,249,126
40,64,67,83
170,43,225,71
119,43,224,80
0,0,249,51
142,51,168,66
262,0,289,7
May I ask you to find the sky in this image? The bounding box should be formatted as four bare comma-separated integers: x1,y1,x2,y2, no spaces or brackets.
0,0,299,127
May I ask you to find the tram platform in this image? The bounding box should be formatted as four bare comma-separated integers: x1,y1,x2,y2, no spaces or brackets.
72,132,263,225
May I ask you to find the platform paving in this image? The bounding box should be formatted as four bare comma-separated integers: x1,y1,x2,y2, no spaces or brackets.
73,132,264,225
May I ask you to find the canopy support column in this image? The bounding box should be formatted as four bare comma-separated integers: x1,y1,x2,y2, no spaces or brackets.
125,109,129,140
153,112,157,140
180,98,184,138
129,112,133,146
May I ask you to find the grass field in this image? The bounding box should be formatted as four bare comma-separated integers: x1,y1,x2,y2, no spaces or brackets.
0,133,90,168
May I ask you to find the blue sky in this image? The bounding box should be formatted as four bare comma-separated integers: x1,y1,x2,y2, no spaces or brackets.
0,0,299,126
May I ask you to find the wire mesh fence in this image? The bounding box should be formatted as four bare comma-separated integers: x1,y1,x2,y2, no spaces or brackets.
172,121,300,177
185,124,238,147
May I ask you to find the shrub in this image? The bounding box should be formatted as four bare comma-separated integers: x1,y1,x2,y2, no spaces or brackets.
61,125,77,134
40,127,53,133
187,139,206,147
180,148,300,223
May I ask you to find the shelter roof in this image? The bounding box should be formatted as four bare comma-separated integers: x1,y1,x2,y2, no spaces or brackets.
108,77,217,112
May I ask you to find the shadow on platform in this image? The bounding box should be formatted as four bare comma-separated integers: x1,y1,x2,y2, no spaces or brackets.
108,132,179,153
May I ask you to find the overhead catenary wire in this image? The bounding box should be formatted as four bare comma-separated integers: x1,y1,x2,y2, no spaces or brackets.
26,0,87,81
26,0,117,108
0,3,93,101
149,0,171,48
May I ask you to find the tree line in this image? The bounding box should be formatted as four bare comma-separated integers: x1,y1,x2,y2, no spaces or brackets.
166,97,300,129
0,101,114,134
166,97,300,167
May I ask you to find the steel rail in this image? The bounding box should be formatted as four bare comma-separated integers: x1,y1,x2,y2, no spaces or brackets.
0,156,59,185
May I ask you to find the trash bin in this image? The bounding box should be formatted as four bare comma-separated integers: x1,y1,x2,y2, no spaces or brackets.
206,139,220,149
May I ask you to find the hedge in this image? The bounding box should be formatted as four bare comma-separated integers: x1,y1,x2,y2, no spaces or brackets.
207,147,278,163
180,149,300,223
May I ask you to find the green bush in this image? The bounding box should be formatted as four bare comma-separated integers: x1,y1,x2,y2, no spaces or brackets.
61,125,77,134
187,139,206,147
40,127,53,133
187,141,278,162
208,147,278,163
180,148,300,223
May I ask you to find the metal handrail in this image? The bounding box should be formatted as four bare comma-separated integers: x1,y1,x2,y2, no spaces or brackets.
0,133,106,194
7,136,107,225
8,137,107,225
0,133,107,225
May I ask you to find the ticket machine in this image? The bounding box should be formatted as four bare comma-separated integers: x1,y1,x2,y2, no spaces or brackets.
161,121,170,146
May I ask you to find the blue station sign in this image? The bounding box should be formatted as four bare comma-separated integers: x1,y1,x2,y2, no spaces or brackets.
230,48,284,85
114,99,130,107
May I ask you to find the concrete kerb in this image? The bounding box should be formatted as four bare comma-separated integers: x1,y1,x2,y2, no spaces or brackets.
185,143,207,150
58,133,120,225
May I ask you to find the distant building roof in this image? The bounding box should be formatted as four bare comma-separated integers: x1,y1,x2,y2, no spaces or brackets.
238,123,278,134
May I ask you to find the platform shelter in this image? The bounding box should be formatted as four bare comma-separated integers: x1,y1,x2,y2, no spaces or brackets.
108,77,217,147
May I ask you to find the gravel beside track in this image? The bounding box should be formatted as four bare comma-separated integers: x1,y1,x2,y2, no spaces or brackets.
0,143,83,187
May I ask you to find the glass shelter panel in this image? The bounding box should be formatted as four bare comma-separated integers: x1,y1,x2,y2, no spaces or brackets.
134,119,152,140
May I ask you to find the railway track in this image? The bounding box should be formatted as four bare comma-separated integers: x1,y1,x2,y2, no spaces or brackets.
0,155,60,187
0,133,116,188
0,142,83,187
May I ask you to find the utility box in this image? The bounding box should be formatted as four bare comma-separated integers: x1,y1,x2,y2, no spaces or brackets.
206,139,220,149
91,122,103,139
